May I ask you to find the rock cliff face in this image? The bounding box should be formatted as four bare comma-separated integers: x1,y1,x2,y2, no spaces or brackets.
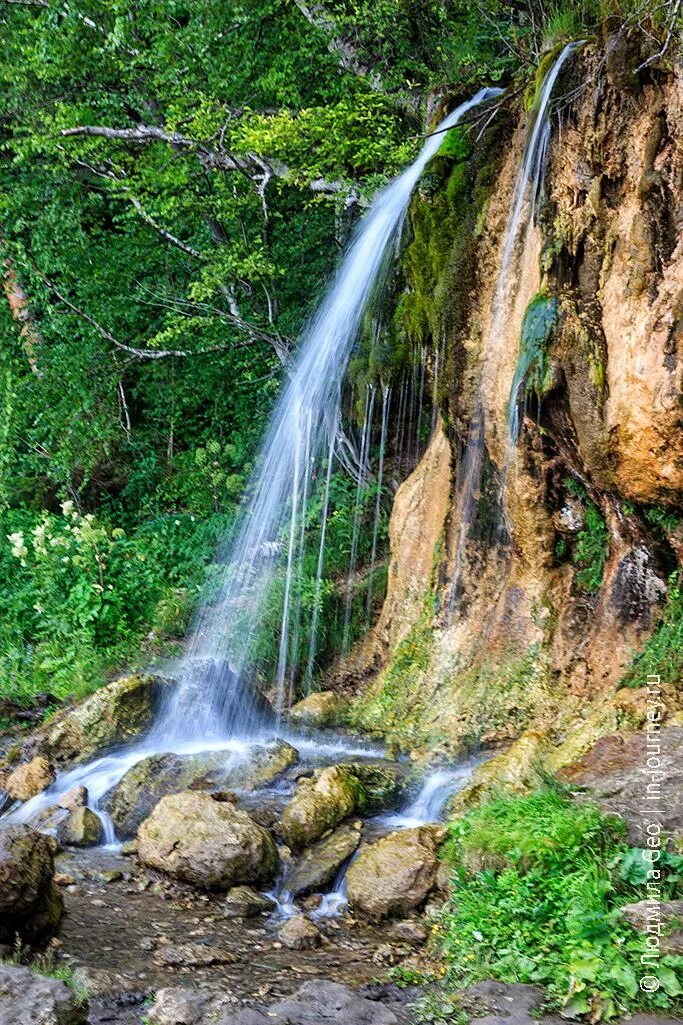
351,38,682,765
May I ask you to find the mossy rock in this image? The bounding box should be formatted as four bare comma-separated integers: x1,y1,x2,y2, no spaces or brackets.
280,766,365,850
0,824,63,946
56,806,103,848
43,673,168,767
289,691,348,728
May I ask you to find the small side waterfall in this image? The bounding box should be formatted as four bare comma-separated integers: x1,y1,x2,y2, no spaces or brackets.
447,42,580,616
156,87,504,744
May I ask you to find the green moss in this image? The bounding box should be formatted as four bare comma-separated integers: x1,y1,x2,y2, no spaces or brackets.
573,502,609,592
508,293,559,437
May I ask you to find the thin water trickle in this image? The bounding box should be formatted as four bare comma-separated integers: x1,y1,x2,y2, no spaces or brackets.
365,383,391,623
341,384,374,656
447,43,580,618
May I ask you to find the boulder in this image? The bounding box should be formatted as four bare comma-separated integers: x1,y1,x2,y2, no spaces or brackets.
5,756,55,802
148,987,209,1025
289,691,347,727
560,727,683,844
43,673,166,767
283,823,360,897
58,786,87,811
55,807,103,848
102,741,298,839
280,766,360,849
346,826,441,920
223,885,275,918
0,964,87,1025
137,791,279,889
277,915,322,950
0,825,63,945
268,981,398,1024
345,763,405,813
279,761,402,851
388,919,428,944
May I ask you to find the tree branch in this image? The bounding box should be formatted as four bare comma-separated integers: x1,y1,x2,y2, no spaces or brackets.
1,239,42,375
61,122,363,206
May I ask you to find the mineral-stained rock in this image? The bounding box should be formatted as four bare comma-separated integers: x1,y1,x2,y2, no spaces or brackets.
283,823,360,896
137,791,279,889
5,755,55,802
289,691,347,727
345,763,405,813
56,807,103,848
268,980,398,1024
277,915,322,950
102,741,298,839
280,766,359,849
560,727,683,844
346,826,441,920
148,986,209,1025
223,885,275,918
0,825,63,945
0,964,87,1025
43,673,166,767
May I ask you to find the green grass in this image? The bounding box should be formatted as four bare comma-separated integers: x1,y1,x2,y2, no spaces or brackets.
621,571,683,687
434,786,683,1021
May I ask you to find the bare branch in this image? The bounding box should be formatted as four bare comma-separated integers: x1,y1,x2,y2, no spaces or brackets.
636,0,683,70
1,239,42,375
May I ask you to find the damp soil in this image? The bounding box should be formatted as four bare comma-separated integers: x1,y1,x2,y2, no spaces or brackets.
55,848,404,1003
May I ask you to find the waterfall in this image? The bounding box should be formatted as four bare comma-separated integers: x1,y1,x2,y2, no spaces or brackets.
447,42,580,616
154,87,504,744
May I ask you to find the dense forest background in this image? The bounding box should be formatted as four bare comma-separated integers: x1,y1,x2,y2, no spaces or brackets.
0,0,678,714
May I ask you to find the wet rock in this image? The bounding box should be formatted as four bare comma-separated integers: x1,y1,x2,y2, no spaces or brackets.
372,944,397,966
277,915,322,950
148,987,209,1025
56,807,103,848
346,826,441,920
103,742,298,839
279,762,401,851
5,755,55,802
280,766,359,849
456,979,564,1024
43,674,167,767
137,791,279,889
560,727,683,844
0,963,88,1025
289,691,347,727
58,785,88,811
620,899,683,954
346,763,405,813
54,872,77,887
283,823,360,896
223,885,275,918
153,943,238,967
269,980,398,1024
0,825,63,946
388,919,428,944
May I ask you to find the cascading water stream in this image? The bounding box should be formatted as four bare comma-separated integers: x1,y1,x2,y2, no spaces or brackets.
153,86,504,744
447,42,580,617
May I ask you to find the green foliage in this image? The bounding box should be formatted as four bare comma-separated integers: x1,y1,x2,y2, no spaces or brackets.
573,502,609,592
621,571,683,688
436,787,683,1020
0,503,228,707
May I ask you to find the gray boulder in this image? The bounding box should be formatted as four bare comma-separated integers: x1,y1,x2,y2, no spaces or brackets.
0,964,87,1025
